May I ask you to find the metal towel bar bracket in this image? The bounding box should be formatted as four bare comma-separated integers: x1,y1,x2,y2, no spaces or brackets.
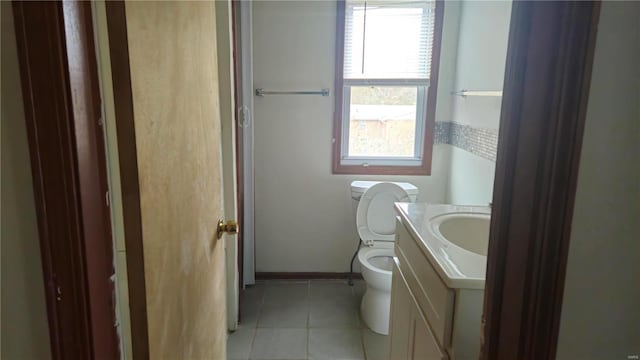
255,88,330,97
451,89,503,97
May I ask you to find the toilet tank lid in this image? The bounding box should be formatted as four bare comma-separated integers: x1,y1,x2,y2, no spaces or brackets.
350,181,418,195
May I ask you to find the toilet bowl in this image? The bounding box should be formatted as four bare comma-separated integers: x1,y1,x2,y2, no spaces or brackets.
352,182,417,335
358,243,395,334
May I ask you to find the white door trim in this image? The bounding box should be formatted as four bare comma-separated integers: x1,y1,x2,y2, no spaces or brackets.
239,0,256,286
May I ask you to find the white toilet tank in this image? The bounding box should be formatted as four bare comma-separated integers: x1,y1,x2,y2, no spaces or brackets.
350,181,419,202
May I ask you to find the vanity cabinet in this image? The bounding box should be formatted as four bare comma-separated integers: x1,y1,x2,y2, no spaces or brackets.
390,259,446,360
389,218,484,360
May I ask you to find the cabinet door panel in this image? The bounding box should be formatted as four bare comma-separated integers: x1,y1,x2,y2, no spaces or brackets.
411,308,447,360
396,219,454,346
389,261,412,360
391,258,447,360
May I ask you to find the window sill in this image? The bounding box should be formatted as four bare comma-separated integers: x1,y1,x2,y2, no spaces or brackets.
332,163,431,176
340,157,424,167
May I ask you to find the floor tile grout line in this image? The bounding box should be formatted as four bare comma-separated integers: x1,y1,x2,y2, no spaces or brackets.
248,283,264,359
242,282,269,359
246,326,258,360
360,327,368,360
253,287,265,329
307,280,311,359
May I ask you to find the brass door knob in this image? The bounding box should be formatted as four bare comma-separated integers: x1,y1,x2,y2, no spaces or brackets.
217,220,238,239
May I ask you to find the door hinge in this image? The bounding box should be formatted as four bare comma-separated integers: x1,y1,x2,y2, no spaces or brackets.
105,190,110,207
56,285,62,302
238,105,250,128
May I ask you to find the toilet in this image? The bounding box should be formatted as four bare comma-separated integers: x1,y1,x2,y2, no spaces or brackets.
350,181,418,335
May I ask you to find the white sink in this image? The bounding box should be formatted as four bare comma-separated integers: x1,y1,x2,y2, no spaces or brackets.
435,214,490,256
429,213,490,282
395,203,491,289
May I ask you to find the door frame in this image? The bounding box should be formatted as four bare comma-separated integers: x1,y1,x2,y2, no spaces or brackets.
12,2,120,359
234,0,257,287
481,2,601,359
231,0,245,293
103,2,150,359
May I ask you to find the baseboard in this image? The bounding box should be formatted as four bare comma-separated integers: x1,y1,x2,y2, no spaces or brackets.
255,272,363,280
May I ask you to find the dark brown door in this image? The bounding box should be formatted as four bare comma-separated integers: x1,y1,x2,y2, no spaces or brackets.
481,2,600,359
13,2,119,359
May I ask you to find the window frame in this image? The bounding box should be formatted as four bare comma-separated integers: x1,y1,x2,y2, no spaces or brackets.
340,81,427,167
332,0,444,175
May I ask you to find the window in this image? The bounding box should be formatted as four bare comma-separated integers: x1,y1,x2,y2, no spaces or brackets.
332,0,443,175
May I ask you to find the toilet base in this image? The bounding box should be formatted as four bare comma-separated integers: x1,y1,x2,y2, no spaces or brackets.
360,285,391,335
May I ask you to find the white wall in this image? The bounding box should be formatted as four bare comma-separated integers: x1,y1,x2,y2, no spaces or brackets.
252,1,461,272
1,3,52,358
556,2,640,358
446,1,511,205
448,146,496,205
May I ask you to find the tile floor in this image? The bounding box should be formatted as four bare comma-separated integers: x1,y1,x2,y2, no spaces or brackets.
227,280,390,360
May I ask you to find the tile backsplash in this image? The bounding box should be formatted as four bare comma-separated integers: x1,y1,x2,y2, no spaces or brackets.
434,121,499,162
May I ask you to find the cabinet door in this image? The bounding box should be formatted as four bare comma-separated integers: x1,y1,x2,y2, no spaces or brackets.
391,258,447,360
389,262,412,360
410,304,447,360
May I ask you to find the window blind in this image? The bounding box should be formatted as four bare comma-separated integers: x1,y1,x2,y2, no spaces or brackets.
344,0,435,80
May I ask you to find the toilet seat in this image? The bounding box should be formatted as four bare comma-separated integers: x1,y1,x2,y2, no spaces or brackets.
356,182,411,245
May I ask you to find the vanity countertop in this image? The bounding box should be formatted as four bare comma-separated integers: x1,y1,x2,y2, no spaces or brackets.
394,202,491,290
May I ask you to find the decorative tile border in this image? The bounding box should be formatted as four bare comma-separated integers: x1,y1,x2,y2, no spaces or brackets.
434,121,499,162
434,121,451,145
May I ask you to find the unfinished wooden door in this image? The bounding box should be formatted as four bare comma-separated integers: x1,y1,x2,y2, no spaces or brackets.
108,2,228,358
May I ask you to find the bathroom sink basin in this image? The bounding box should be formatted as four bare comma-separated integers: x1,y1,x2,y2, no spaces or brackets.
394,203,492,289
437,215,490,256
429,213,491,281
